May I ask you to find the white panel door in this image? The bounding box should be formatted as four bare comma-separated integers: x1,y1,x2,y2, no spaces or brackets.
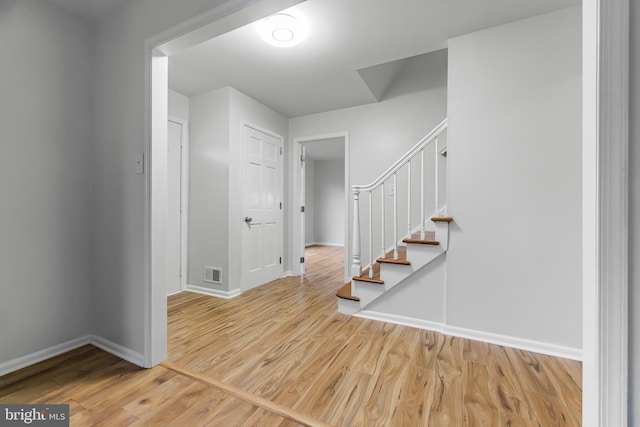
242,125,283,290
167,120,183,295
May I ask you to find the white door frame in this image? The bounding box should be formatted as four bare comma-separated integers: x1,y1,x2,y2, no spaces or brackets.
144,0,629,424
293,132,350,283
581,0,629,425
168,117,189,293
299,144,306,274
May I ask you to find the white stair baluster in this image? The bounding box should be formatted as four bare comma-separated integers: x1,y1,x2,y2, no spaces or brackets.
420,150,425,239
434,138,440,217
407,161,412,239
393,173,398,260
369,190,374,279
381,183,386,259
351,189,362,277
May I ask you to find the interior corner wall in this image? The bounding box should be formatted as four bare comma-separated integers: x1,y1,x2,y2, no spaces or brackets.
0,0,93,365
187,87,231,292
628,0,640,423
446,6,582,350
313,160,345,246
228,87,289,288
305,160,315,246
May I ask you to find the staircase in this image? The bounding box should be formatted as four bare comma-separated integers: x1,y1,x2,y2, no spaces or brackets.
336,118,451,314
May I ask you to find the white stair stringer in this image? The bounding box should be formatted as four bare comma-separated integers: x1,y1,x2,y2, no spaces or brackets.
352,244,444,309
339,219,451,314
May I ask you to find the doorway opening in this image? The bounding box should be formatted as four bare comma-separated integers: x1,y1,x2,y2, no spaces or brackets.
295,133,350,281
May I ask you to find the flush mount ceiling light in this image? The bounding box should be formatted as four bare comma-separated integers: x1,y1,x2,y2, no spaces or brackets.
259,13,309,48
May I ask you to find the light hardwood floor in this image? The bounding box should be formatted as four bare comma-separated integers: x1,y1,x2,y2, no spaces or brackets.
167,245,582,426
0,245,581,426
0,346,301,426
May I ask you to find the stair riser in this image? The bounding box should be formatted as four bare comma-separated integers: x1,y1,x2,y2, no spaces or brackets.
379,263,413,288
337,298,360,314
434,221,449,250
405,245,444,269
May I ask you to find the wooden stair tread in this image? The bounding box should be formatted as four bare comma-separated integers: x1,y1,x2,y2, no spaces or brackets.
431,216,453,223
403,231,439,245
377,245,411,265
336,283,360,301
352,263,384,284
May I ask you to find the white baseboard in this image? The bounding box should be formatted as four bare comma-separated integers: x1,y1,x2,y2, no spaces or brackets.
281,271,295,277
443,325,582,361
89,335,145,367
307,242,344,247
187,284,241,299
356,310,582,361
0,335,91,377
0,335,148,377
356,311,444,334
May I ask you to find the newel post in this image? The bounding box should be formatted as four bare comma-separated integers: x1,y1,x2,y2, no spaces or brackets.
351,189,362,277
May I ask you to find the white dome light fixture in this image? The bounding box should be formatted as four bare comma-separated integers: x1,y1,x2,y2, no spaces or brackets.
259,13,308,48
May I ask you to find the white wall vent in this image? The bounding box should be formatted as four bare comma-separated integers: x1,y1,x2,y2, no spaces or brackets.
203,266,222,284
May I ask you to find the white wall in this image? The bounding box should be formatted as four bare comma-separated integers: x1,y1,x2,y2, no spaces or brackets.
629,0,640,422
446,7,582,349
305,160,315,246
187,87,230,291
0,0,93,365
312,160,345,246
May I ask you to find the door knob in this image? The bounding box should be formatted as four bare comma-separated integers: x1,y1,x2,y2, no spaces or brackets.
244,217,253,223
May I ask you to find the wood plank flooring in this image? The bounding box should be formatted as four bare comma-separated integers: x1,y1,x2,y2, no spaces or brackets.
0,345,300,426
0,245,582,426
167,245,582,426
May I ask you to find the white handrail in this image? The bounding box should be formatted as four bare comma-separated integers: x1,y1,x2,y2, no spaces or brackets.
352,118,447,192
